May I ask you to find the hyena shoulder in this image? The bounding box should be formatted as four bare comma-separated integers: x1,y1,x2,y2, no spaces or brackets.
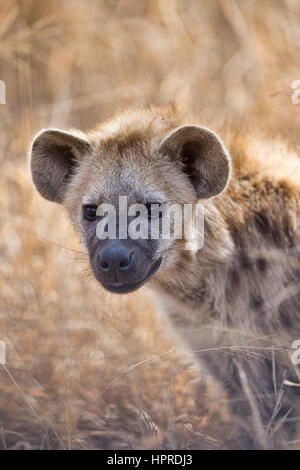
211,133,300,335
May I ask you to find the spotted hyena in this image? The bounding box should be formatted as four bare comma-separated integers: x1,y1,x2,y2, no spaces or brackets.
30,105,300,449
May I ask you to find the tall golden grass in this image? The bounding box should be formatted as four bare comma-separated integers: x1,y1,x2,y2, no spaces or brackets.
0,0,299,449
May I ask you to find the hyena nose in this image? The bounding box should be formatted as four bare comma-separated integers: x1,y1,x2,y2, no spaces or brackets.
97,244,134,274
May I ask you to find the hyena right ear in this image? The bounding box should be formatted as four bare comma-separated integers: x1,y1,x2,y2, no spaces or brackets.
159,125,231,199
30,129,91,203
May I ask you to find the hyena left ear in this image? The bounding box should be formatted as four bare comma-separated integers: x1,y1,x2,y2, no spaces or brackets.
159,125,231,198
30,129,91,203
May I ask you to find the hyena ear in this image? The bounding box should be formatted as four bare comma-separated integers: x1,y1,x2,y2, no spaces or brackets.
30,129,91,203
159,125,231,198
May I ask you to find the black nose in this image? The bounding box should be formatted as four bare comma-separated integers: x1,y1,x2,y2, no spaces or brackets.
97,244,134,274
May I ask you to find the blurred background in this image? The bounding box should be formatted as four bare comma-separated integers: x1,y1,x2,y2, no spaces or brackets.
0,0,299,449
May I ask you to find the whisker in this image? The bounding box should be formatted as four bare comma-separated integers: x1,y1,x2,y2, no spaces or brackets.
40,237,87,256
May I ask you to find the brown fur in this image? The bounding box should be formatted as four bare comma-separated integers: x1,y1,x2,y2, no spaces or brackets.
30,105,300,449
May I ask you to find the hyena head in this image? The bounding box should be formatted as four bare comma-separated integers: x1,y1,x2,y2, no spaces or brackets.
30,107,231,294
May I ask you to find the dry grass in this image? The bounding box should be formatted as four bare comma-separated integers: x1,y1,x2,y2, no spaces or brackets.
0,0,300,449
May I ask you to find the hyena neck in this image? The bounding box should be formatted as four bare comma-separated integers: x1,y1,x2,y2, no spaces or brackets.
152,198,235,322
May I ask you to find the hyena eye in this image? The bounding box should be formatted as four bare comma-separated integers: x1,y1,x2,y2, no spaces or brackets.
83,205,97,221
146,204,163,220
